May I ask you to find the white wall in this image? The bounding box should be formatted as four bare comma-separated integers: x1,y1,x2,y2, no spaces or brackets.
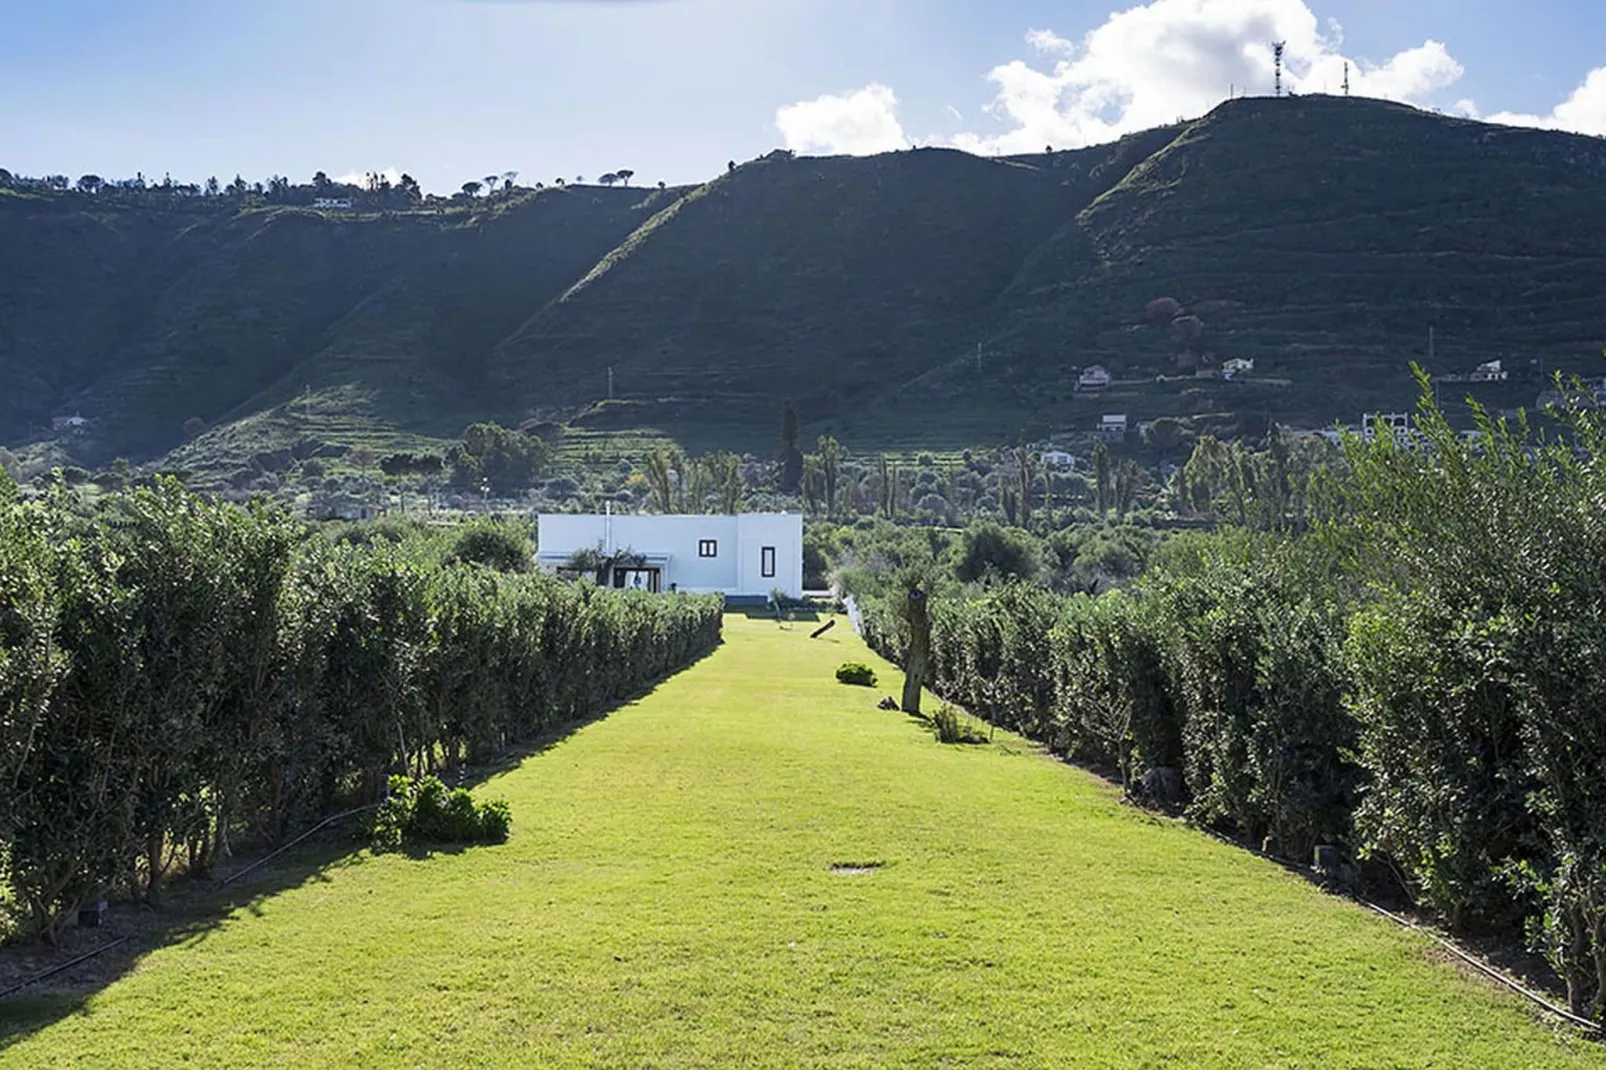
537,513,803,599
735,514,804,599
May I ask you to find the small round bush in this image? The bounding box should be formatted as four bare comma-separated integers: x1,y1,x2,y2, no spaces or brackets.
371,775,513,851
836,662,877,687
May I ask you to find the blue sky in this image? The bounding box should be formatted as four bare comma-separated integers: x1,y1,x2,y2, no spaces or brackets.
4,0,1603,193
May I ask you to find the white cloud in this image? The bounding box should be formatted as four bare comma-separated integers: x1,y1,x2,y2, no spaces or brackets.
949,0,1465,155
1025,28,1075,55
775,83,909,156
1487,67,1606,136
773,0,1606,163
335,167,403,188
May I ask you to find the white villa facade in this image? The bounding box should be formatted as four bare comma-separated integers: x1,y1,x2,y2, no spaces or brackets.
1078,365,1113,391
1099,414,1129,440
536,513,804,603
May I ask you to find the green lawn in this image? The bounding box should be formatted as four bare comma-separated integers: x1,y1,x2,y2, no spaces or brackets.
3,615,1603,1067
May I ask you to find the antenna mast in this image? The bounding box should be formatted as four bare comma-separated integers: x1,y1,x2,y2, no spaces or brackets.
1343,62,1351,97
1273,42,1287,98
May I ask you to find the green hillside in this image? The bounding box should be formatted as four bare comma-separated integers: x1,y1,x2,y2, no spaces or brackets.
999,95,1606,424
4,95,1605,469
0,187,675,463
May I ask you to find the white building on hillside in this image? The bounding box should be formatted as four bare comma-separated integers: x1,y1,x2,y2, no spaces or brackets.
537,512,803,603
1041,450,1076,469
1078,365,1113,391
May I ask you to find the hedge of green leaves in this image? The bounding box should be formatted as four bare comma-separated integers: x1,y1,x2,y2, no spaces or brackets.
859,378,1606,1020
0,476,722,941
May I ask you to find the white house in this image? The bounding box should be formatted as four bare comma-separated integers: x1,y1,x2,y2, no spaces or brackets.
313,198,353,210
1099,414,1128,440
1470,359,1508,382
1222,357,1255,381
536,512,803,603
1078,365,1113,391
1362,412,1415,445
1041,450,1076,469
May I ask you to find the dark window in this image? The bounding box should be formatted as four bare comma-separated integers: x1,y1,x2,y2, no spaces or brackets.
761,546,777,579
699,539,718,558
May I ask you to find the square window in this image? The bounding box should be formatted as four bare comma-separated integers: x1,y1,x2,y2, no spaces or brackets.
761,546,776,579
699,539,718,558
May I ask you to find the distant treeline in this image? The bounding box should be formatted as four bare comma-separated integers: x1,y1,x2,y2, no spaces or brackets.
853,375,1606,1020
0,165,647,210
0,477,722,941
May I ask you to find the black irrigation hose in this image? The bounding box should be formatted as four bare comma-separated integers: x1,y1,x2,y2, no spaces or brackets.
219,802,382,888
0,803,383,1002
0,937,129,1001
1197,825,1604,1036
1357,900,1604,1035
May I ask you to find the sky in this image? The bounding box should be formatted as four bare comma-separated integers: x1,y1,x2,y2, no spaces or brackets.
3,0,1604,194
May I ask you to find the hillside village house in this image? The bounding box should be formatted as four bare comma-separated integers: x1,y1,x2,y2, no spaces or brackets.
1041,450,1076,469
537,512,803,603
1470,359,1508,382
1222,358,1255,381
1077,366,1113,391
1099,414,1129,440
1363,412,1414,445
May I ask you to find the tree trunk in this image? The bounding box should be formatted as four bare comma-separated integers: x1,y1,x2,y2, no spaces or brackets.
901,589,931,715
146,830,165,906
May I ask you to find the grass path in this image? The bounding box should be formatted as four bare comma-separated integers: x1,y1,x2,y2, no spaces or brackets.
4,615,1604,1067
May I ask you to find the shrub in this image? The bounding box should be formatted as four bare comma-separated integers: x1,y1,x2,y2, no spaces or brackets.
953,521,1039,584
836,663,877,687
445,520,532,572
0,477,723,938
932,703,988,745
371,775,512,851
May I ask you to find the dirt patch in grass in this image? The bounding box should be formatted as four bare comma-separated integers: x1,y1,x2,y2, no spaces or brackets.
828,861,886,875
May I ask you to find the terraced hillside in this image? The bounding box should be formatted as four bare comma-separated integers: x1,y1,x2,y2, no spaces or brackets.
487,136,1176,445
0,186,677,461
5,95,1605,468
988,95,1606,424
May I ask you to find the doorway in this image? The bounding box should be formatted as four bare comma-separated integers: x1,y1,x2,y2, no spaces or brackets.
612,567,662,593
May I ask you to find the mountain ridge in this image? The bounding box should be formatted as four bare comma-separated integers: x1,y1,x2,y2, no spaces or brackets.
4,95,1603,472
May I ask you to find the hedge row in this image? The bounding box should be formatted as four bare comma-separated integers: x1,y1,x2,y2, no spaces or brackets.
0,477,722,940
859,386,1606,1019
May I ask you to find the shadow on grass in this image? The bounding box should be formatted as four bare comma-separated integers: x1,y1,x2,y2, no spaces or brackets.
725,605,823,624
0,646,717,1046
